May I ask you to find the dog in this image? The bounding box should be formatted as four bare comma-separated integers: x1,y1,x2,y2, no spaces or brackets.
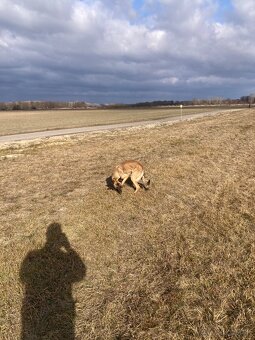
112,160,150,193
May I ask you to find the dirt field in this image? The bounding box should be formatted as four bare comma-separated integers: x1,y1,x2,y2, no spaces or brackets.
0,106,242,136
0,109,254,339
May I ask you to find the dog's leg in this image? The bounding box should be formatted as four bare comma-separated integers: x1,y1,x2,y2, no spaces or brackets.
133,181,141,193
131,173,143,193
120,174,129,187
138,175,146,188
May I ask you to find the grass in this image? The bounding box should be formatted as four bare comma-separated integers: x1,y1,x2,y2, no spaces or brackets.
0,109,254,339
0,106,243,136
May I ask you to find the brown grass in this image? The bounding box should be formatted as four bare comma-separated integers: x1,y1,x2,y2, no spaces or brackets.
0,109,254,339
0,106,239,136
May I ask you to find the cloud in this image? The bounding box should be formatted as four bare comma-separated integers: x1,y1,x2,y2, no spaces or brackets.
0,0,255,103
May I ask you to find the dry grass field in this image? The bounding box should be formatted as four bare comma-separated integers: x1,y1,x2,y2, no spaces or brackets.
0,106,240,136
0,109,254,339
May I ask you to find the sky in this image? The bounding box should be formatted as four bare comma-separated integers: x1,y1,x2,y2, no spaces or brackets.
0,0,255,103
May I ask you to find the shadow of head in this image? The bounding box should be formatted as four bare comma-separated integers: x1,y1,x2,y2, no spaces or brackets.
46,222,62,241
46,222,70,250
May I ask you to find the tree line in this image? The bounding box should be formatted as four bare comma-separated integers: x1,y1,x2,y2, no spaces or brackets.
0,95,254,111
0,101,89,111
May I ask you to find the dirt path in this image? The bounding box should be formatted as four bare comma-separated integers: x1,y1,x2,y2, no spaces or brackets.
0,109,243,144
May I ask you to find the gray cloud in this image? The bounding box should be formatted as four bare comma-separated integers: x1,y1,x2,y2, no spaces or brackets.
0,0,255,103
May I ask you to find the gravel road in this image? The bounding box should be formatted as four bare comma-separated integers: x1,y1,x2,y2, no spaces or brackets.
0,109,242,144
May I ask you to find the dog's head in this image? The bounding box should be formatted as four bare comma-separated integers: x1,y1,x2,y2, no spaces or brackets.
112,176,122,194
106,176,120,193
144,178,151,190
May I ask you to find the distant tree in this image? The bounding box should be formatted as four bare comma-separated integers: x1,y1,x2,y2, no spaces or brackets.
12,104,21,110
0,102,7,110
209,97,223,105
248,94,255,106
192,98,202,105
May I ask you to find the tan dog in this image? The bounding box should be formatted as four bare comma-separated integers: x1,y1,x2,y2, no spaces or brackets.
112,160,150,193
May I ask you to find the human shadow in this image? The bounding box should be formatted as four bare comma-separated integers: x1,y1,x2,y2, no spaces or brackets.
20,223,86,340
